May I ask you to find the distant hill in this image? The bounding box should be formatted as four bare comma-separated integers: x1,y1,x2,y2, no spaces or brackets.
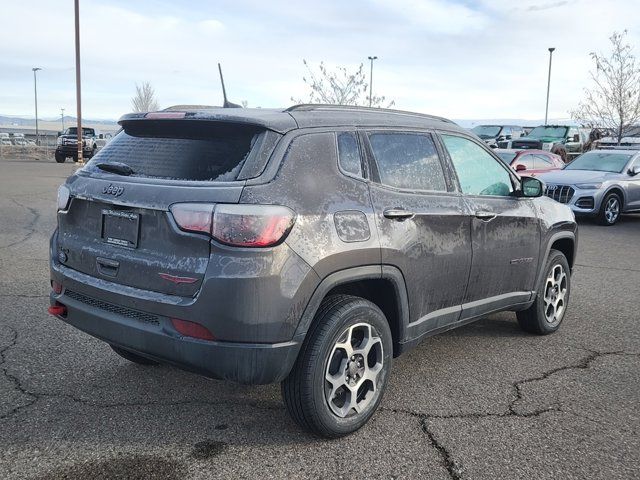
0,115,118,127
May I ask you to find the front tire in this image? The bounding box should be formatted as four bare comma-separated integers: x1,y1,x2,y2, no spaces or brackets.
597,192,622,226
517,249,570,335
110,345,159,365
282,295,393,438
54,152,66,163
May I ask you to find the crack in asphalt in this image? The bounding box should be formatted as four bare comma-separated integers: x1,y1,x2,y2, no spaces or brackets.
2,319,639,480
0,326,39,420
0,198,42,250
382,349,640,480
0,325,282,421
420,417,464,480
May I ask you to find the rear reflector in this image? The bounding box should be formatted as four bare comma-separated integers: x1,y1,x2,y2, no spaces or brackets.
171,318,215,341
170,203,296,248
48,303,67,317
51,280,63,294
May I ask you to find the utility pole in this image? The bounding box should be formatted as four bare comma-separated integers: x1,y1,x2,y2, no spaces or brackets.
60,108,65,131
32,67,42,145
367,56,378,108
74,0,84,165
544,47,555,125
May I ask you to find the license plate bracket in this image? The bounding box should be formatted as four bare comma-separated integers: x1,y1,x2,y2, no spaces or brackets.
102,210,140,248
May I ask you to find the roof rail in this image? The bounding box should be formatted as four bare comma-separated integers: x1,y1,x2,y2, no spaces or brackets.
285,104,455,124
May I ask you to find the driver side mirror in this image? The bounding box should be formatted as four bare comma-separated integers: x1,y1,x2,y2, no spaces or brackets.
505,134,512,140
572,134,580,142
629,165,640,176
519,177,543,197
515,164,527,172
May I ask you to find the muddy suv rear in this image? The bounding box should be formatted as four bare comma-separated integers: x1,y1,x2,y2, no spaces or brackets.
50,111,311,383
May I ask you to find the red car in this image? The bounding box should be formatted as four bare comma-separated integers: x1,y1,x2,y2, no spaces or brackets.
495,149,564,176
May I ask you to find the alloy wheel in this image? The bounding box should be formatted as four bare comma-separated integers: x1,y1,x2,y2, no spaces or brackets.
324,322,384,418
543,264,568,324
604,196,620,224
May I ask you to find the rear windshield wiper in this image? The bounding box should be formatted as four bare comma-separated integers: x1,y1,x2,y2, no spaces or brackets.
95,162,135,176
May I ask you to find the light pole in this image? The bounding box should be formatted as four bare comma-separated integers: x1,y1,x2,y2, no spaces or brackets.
60,108,65,131
74,0,84,165
544,47,555,125
367,56,378,108
32,67,42,145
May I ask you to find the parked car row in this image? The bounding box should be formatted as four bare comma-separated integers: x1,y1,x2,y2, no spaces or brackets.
0,132,36,146
470,124,591,162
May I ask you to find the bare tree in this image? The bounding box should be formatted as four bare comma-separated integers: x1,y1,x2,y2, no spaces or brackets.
292,60,394,108
571,31,640,144
131,82,160,112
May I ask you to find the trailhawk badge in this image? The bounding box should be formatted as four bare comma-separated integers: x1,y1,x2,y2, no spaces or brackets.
103,184,124,196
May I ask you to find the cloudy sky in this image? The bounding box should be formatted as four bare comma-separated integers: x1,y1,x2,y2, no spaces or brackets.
1,0,639,121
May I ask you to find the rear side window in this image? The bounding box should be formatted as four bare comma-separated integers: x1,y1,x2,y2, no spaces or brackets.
337,132,363,177
368,132,447,191
85,120,265,181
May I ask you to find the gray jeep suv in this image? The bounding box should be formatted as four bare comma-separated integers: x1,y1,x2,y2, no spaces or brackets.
49,105,578,437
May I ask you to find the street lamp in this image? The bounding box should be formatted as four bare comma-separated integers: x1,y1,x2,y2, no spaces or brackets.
74,0,84,165
32,67,42,145
367,56,378,108
544,47,555,125
60,108,65,131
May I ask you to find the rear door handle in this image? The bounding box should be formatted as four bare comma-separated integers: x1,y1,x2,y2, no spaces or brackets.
383,208,414,220
475,210,497,221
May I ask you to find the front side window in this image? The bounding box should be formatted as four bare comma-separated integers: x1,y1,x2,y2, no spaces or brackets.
368,132,447,191
337,132,363,177
441,134,514,196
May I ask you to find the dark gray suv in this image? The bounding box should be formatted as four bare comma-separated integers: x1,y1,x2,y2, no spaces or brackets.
49,105,578,437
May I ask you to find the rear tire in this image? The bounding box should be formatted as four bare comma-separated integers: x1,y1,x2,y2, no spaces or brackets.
282,295,392,438
517,249,570,335
110,345,159,365
597,192,622,226
54,152,66,163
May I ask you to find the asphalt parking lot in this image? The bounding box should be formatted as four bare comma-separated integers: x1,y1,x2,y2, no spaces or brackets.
1,158,639,480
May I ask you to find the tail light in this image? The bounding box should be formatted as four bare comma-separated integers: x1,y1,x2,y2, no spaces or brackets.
171,318,215,341
170,203,295,248
57,185,70,211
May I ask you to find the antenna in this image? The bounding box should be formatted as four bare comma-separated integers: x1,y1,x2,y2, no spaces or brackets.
218,63,242,108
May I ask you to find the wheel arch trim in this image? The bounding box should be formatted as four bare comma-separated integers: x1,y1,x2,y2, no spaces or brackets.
535,230,577,292
293,264,410,347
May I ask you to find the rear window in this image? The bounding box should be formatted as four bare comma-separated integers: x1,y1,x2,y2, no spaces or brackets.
84,120,265,181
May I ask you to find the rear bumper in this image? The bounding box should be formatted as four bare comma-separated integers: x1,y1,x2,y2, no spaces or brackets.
49,289,301,384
